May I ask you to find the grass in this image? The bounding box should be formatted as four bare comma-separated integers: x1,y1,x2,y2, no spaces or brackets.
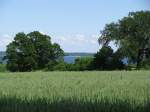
0,71,150,112
0,64,7,72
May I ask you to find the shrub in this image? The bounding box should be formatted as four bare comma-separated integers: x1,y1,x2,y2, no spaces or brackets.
93,46,125,70
0,64,7,72
74,57,94,71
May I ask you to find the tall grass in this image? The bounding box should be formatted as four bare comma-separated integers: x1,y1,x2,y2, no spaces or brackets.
0,71,150,112
0,64,7,72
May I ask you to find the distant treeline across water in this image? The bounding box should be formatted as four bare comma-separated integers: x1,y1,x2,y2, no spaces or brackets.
64,53,94,63
0,51,94,64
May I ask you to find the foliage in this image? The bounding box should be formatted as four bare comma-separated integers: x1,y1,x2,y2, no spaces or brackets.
0,71,150,112
5,31,64,72
0,64,7,72
74,57,94,71
45,57,94,71
93,46,125,70
52,62,67,71
141,57,150,70
5,33,37,72
45,61,66,71
65,63,78,71
99,11,150,69
27,31,64,69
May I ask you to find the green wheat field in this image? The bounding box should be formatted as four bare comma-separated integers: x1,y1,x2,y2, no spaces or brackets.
0,71,150,112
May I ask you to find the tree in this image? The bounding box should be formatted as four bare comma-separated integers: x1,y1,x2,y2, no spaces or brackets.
99,11,150,69
94,46,113,70
93,46,125,70
6,33,37,72
111,49,126,70
5,31,64,72
27,31,64,69
74,57,94,71
51,43,64,61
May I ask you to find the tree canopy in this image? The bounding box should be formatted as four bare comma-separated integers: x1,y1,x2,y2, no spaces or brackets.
5,31,64,72
99,11,150,68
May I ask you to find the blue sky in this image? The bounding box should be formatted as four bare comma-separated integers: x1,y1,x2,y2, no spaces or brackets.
0,0,149,52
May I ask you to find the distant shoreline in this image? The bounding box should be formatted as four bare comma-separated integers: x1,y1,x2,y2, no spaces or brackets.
1,51,95,57
64,52,95,56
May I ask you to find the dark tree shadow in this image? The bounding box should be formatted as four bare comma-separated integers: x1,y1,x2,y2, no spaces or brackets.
0,96,149,112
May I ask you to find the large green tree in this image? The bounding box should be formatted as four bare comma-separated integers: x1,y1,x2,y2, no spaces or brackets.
99,11,150,68
5,31,64,72
6,33,37,72
27,31,64,69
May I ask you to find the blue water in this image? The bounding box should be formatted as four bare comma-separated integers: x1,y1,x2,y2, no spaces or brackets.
64,56,80,64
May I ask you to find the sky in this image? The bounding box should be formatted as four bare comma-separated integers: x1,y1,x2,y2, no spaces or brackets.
0,0,150,52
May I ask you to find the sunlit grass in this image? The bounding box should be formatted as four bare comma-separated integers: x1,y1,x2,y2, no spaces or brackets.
0,71,150,112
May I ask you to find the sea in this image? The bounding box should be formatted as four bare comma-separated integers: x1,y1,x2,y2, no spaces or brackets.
64,56,81,64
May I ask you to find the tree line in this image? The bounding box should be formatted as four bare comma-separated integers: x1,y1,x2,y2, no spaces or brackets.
3,11,150,72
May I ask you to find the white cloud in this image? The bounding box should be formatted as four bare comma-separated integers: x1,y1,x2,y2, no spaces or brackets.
51,34,120,52
2,34,10,38
90,40,97,44
89,34,99,44
0,34,13,51
51,34,100,53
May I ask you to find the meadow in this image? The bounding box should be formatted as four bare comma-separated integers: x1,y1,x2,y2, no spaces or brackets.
0,71,150,112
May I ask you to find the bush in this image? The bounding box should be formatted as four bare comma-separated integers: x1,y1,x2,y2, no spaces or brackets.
44,57,94,71
93,46,125,70
52,62,67,71
74,57,94,71
65,63,79,71
45,61,67,71
0,64,7,72
141,58,150,70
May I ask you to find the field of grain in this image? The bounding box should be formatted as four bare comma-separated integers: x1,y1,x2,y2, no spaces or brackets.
0,71,150,112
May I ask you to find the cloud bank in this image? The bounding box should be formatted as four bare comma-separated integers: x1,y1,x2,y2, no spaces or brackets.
0,33,99,52
51,34,99,53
